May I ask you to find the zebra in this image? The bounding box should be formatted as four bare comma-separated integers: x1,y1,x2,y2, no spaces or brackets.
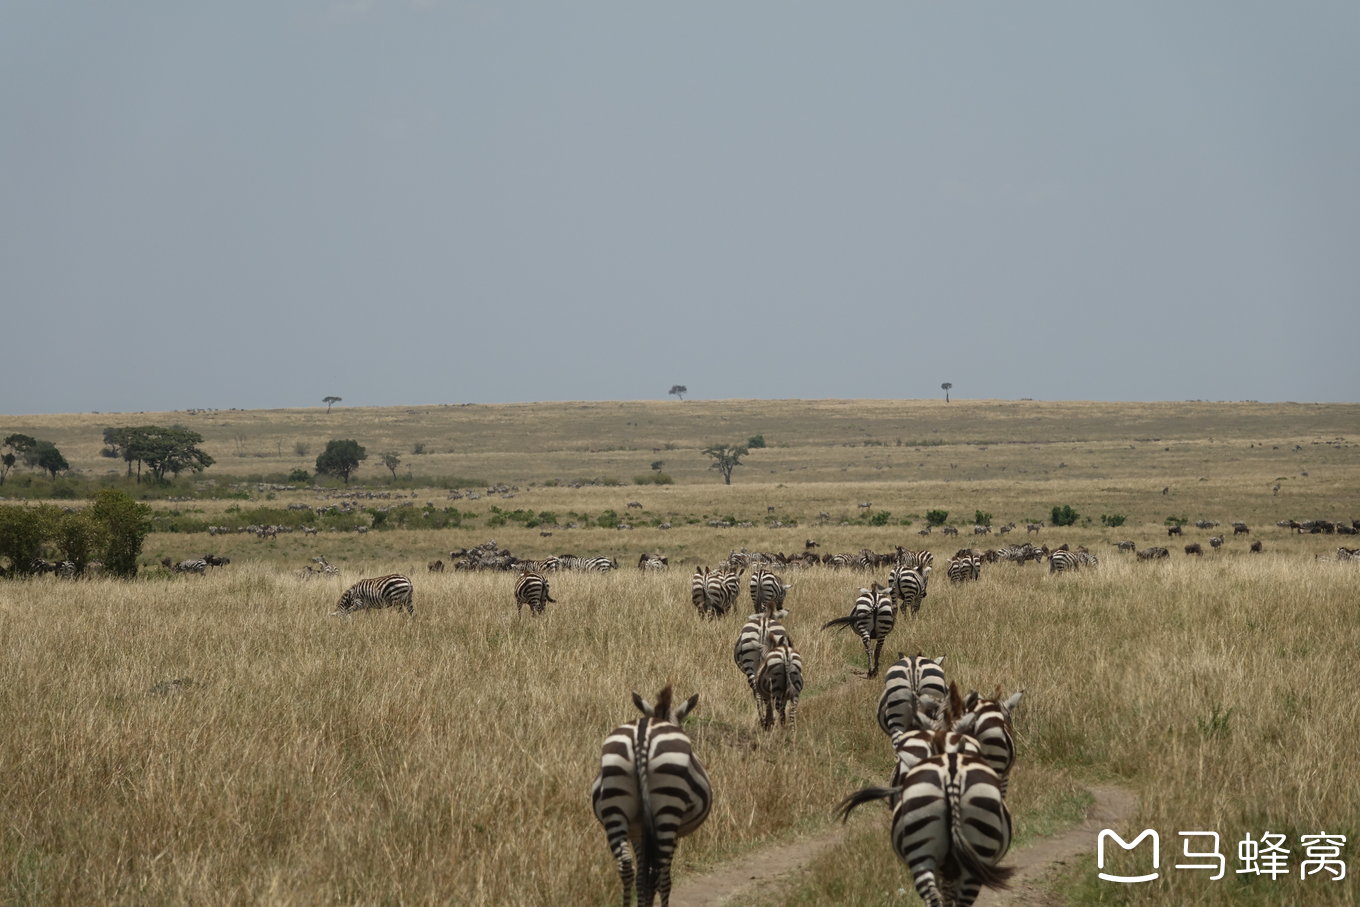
637,554,668,571
822,583,895,677
583,556,618,572
690,567,713,618
714,567,743,616
591,686,712,907
837,753,1014,907
734,601,790,694
333,574,415,616
896,548,935,572
748,566,790,613
877,653,949,738
946,553,981,583
1047,547,1083,574
888,563,930,616
1025,522,1043,534
1136,546,1170,561
513,569,555,616
173,558,209,574
753,633,803,730
958,688,1024,797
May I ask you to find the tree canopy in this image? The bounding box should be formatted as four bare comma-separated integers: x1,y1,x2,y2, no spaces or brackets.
108,426,215,483
316,439,367,484
669,385,687,400
702,443,748,485
323,396,342,413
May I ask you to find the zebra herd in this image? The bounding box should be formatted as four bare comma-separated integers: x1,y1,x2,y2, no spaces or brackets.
592,551,1036,907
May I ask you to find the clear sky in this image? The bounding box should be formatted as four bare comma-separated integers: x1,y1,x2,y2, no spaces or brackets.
3,2,1357,415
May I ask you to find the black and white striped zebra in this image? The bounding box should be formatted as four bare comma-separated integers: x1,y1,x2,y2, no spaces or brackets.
333,574,415,616
822,583,895,677
753,632,803,730
702,567,742,618
958,689,1024,797
1046,546,1085,574
889,563,930,616
877,653,949,738
513,569,555,616
690,567,713,618
591,686,713,907
946,552,981,583
838,753,1014,907
583,556,618,572
734,601,790,693
748,566,790,613
173,558,209,574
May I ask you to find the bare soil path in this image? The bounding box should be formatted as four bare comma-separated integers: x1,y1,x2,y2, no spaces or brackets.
667,783,1137,907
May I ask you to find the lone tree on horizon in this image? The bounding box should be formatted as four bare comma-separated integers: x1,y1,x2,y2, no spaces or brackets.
941,382,953,403
703,443,748,485
669,385,688,401
323,395,342,413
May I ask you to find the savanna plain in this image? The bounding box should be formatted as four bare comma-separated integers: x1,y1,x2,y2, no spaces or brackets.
2,399,1358,905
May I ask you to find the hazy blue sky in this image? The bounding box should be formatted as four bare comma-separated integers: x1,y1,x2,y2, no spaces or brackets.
3,2,1357,415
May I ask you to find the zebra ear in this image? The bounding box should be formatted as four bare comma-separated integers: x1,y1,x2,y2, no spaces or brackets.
674,693,700,724
631,691,652,717
954,710,979,736
935,654,946,665
1003,691,1025,712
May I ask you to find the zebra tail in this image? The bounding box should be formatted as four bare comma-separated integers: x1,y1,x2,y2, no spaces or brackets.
634,719,662,900
821,615,857,631
835,786,896,822
947,782,1015,890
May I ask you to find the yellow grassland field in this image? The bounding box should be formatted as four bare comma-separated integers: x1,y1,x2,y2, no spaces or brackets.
2,398,1358,905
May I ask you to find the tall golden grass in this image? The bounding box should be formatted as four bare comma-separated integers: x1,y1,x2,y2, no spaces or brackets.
3,399,1358,904
3,550,1356,904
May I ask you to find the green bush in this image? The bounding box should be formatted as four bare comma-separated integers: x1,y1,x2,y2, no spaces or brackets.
868,511,892,526
747,434,767,449
632,473,674,485
288,468,312,483
1051,505,1080,527
1101,513,1127,528
974,510,993,527
926,509,949,526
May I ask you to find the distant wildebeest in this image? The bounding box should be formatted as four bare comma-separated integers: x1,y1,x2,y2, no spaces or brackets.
1233,522,1250,535
1250,540,1264,553
428,559,445,572
1209,536,1224,550
1136,547,1170,561
1167,524,1183,537
1184,543,1203,556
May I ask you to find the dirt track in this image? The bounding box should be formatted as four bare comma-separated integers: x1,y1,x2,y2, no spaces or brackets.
667,783,1137,907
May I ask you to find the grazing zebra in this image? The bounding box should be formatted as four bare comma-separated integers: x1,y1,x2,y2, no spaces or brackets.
1025,522,1043,534
1136,546,1170,561
333,574,415,616
1336,547,1360,561
173,558,209,574
734,601,790,694
591,686,712,907
941,525,960,537
888,563,930,616
753,633,803,730
637,554,668,571
748,566,791,613
1047,546,1083,574
947,553,982,583
1114,540,1136,553
583,556,618,572
877,653,949,738
822,583,895,677
513,569,555,616
959,688,1024,797
838,753,1014,907
894,547,935,572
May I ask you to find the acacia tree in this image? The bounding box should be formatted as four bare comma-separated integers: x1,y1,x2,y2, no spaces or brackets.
323,396,342,413
703,443,748,485
382,451,401,480
120,427,215,483
34,442,69,479
316,439,367,484
669,385,687,401
941,382,953,403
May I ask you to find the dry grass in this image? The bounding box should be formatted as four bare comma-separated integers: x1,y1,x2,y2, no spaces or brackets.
3,399,1359,904
3,553,1358,905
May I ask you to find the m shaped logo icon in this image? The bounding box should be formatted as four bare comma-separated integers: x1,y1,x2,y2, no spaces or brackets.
1098,829,1161,883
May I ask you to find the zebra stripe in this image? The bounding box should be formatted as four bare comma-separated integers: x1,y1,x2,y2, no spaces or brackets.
333,574,415,616
895,548,935,572
958,689,1024,797
583,556,618,572
748,567,790,613
754,633,803,730
946,553,981,583
888,728,982,789
877,653,949,737
822,583,895,677
591,686,712,907
174,558,209,574
734,604,790,693
838,753,1014,907
888,564,930,616
513,569,555,616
